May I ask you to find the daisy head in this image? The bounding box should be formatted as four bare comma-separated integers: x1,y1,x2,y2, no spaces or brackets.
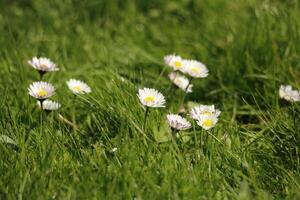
196,114,219,130
190,104,221,120
169,72,193,93
183,60,209,78
28,57,58,73
164,54,184,71
37,100,61,111
167,114,191,131
28,81,55,100
137,88,166,108
110,147,118,153
66,79,92,94
279,85,300,102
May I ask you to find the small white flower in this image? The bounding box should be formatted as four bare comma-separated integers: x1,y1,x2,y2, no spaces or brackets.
190,105,221,120
110,147,118,153
164,54,184,71
167,114,191,130
169,72,193,93
183,60,209,78
28,57,58,72
137,88,166,107
66,79,92,94
28,81,55,100
279,85,300,102
196,114,219,130
37,100,61,111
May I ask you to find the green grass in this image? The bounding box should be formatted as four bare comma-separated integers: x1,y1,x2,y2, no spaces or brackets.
1,0,300,199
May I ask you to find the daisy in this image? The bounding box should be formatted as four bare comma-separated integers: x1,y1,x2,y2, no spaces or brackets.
196,114,219,130
28,81,55,100
164,54,184,71
279,85,300,102
37,100,61,111
169,72,193,93
182,60,209,78
66,79,92,94
190,104,221,120
110,147,118,153
137,88,166,108
138,88,165,132
28,57,58,74
167,114,191,131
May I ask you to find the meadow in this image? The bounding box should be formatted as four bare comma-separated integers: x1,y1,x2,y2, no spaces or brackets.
0,0,300,199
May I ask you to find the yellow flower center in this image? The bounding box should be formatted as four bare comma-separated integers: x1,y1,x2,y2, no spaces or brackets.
190,66,200,73
202,111,213,115
37,89,48,97
73,86,82,92
174,61,182,69
202,119,213,127
144,96,155,103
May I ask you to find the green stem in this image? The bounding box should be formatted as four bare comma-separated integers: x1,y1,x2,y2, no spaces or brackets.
292,105,296,131
143,107,149,132
40,104,44,137
204,129,209,144
72,95,77,131
185,77,193,93
192,121,198,146
178,77,193,111
39,71,45,81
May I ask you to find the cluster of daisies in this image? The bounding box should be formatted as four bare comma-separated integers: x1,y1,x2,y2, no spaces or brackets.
26,55,298,138
27,57,91,112
137,54,221,133
165,54,208,93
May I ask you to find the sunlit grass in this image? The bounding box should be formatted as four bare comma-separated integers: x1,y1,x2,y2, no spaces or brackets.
0,0,300,199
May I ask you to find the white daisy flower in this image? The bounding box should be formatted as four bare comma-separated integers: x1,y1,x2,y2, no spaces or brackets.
110,147,118,153
190,105,221,120
279,85,300,102
169,72,193,93
28,57,58,72
137,88,166,107
28,81,55,100
182,60,209,78
66,79,92,94
196,114,219,130
37,100,61,111
167,114,191,130
164,54,184,71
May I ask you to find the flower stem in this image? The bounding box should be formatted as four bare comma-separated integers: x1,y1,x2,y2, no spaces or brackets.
72,95,77,131
39,71,45,80
171,127,179,136
40,100,44,110
178,77,193,111
185,77,193,93
193,121,198,145
142,107,150,132
40,102,44,137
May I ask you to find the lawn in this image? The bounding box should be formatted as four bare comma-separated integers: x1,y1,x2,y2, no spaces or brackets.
1,0,300,199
